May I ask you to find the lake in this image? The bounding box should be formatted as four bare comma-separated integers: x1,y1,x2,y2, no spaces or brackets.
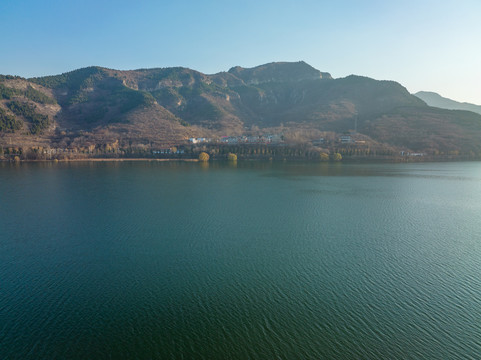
1,161,481,359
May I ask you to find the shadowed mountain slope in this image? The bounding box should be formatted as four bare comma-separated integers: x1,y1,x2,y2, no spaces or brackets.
414,91,481,115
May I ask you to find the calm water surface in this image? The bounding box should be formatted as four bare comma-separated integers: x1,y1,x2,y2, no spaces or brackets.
1,161,481,359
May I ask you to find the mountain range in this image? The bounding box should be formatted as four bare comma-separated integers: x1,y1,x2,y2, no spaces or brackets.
414,91,481,115
1,61,481,155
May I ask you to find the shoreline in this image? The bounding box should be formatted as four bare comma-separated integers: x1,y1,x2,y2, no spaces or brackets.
1,157,479,164
1,158,200,163
58,158,200,162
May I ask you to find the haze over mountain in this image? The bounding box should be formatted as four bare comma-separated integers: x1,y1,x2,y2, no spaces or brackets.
414,91,481,115
2,61,481,155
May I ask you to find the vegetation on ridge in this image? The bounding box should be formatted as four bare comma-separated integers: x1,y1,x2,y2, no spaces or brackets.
7,101,49,134
0,108,22,132
0,83,55,104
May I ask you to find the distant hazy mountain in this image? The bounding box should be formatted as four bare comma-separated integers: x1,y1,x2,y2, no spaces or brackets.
414,91,481,115
2,62,481,154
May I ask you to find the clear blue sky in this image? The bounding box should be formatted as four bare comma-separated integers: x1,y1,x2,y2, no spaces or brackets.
1,0,480,104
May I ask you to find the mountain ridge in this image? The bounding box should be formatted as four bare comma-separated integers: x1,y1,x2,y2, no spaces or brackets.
1,61,481,158
414,91,481,115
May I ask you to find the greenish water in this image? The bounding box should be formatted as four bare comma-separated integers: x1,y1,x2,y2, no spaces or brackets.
1,161,481,359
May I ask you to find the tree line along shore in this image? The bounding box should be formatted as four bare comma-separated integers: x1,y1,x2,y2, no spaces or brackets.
0,142,477,163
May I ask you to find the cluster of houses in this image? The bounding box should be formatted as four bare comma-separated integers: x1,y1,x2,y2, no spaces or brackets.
188,137,210,144
220,134,282,145
311,135,366,146
188,134,283,145
400,151,425,157
152,148,185,155
189,133,371,147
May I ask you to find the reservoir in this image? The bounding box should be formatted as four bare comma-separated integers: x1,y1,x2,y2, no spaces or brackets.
1,161,481,359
